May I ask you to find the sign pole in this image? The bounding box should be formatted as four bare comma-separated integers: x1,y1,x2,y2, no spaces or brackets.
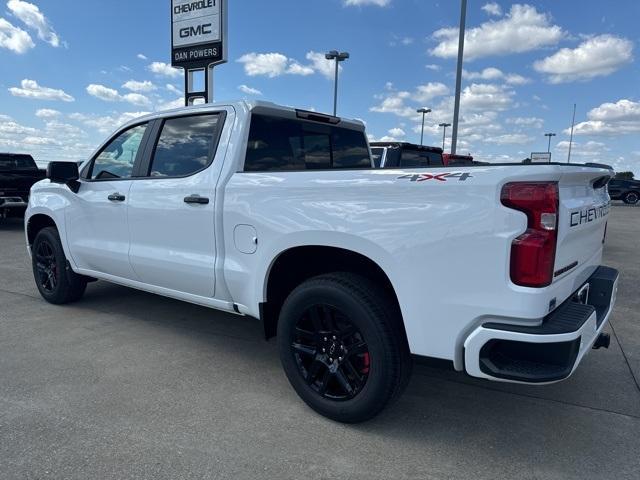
171,0,227,106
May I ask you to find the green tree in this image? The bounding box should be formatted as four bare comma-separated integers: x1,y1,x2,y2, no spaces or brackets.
615,171,635,180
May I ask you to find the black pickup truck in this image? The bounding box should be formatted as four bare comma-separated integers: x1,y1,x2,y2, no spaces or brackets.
0,153,45,218
608,178,640,205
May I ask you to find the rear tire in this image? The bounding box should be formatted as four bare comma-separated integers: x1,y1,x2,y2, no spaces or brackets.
277,272,411,423
623,191,639,205
32,227,87,304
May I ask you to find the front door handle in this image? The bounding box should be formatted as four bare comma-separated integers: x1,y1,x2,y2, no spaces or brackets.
108,192,126,202
184,194,210,205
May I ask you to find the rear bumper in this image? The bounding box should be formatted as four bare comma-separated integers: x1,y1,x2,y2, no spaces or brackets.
464,266,619,384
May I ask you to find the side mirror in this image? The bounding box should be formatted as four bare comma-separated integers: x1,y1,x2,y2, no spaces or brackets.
47,161,80,193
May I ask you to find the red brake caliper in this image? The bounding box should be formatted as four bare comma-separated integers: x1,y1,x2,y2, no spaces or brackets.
361,352,370,374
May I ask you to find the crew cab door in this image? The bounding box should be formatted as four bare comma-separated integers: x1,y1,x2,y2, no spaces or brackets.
66,122,150,279
127,111,227,298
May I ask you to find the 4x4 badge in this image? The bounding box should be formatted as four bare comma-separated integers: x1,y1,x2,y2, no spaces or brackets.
397,172,473,182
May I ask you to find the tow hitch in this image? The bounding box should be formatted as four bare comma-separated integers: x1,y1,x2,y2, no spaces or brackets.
592,332,610,350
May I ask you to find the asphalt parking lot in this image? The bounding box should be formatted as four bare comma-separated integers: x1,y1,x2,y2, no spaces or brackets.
1,206,639,480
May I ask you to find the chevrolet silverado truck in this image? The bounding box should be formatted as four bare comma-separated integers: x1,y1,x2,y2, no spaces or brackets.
0,153,45,218
25,101,619,423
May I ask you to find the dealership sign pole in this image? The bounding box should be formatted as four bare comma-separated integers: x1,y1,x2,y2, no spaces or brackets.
171,0,227,105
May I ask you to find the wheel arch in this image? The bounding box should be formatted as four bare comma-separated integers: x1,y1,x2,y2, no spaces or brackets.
260,244,406,343
26,213,58,247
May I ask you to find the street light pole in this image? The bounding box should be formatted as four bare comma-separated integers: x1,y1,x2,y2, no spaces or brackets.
567,104,576,163
439,122,452,151
545,132,557,153
417,108,432,146
325,50,350,116
450,0,468,155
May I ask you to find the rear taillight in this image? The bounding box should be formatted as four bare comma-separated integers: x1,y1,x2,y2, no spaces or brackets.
501,182,559,288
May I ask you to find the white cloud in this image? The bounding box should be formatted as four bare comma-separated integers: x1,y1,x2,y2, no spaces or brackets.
35,108,61,118
0,18,34,53
344,0,390,6
388,127,406,138
371,83,450,117
237,52,289,77
556,140,608,157
481,2,503,16
460,83,514,112
166,84,182,95
237,51,337,78
507,116,544,129
463,68,531,85
70,111,151,134
86,84,120,102
305,51,339,79
430,4,564,60
286,61,315,76
122,80,157,92
414,82,450,102
87,84,152,107
484,133,534,145
238,84,263,96
147,62,182,78
9,79,74,101
425,64,441,71
567,99,640,136
137,53,147,60
156,98,184,111
122,93,152,107
533,35,634,83
7,0,61,47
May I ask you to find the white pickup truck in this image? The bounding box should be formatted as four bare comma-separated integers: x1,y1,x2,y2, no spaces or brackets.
25,101,618,423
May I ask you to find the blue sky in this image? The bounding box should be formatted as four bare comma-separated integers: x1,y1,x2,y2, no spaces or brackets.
1,0,639,172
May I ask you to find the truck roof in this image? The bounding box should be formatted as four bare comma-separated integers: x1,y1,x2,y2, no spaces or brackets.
370,142,443,154
120,100,366,132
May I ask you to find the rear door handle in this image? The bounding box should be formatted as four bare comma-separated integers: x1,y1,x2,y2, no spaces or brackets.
184,194,210,205
108,193,126,202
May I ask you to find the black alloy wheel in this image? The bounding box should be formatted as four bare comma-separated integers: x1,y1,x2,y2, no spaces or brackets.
624,191,639,205
277,272,412,423
35,239,58,292
31,226,88,304
292,304,370,401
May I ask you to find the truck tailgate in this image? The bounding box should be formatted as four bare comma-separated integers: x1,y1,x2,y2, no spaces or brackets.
555,168,612,282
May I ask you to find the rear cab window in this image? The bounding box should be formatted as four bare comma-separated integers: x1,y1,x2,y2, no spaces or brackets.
244,114,371,172
399,149,444,168
0,154,37,171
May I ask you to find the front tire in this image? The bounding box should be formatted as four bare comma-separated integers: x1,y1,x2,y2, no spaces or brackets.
32,227,87,304
277,272,411,423
623,191,639,205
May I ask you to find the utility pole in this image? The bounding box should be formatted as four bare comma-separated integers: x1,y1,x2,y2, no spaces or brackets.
439,123,452,151
450,0,467,155
417,108,432,146
545,133,557,154
325,50,350,116
567,104,576,163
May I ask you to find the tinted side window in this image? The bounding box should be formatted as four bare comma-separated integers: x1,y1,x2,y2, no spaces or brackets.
400,150,430,168
399,150,444,167
0,155,36,170
332,128,371,168
149,114,221,177
89,124,147,180
245,115,370,172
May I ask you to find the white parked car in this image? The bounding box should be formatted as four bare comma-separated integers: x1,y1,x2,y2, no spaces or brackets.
25,101,618,422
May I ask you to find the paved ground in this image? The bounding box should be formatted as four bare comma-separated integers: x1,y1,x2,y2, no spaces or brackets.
1,206,639,480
